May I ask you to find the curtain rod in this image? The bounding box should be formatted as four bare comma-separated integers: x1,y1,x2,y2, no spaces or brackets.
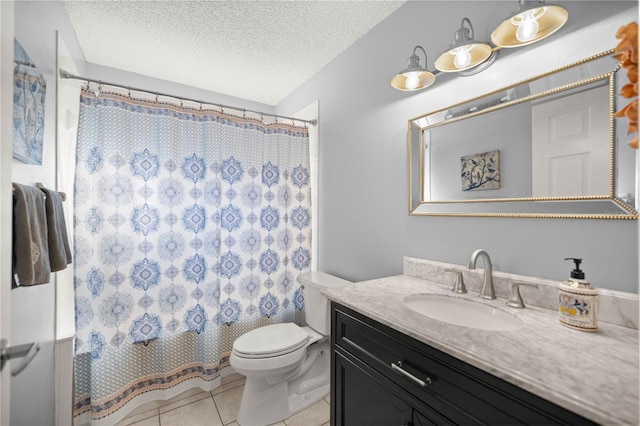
59,70,317,126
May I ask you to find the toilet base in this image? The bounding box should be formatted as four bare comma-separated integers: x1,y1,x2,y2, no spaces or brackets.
236,341,330,426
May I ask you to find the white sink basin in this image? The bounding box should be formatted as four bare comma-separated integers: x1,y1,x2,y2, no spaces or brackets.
403,294,524,331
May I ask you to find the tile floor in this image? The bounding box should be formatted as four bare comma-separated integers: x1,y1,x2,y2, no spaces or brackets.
115,374,330,426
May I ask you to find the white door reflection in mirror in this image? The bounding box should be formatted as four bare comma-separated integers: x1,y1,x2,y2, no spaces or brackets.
532,84,609,197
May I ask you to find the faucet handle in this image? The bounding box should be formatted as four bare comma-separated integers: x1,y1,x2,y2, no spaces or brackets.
506,282,538,308
444,269,467,294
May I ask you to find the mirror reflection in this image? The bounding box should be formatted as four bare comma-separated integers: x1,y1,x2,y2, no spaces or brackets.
408,50,638,219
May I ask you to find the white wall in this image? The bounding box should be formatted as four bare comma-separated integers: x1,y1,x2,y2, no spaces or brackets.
82,62,277,118
11,0,90,422
0,1,15,424
276,1,639,293
11,1,79,423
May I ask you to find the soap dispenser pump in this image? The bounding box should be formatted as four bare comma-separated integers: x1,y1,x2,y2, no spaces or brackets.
558,258,598,331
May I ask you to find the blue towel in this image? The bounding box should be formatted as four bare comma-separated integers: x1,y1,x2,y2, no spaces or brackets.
41,188,72,272
12,183,50,286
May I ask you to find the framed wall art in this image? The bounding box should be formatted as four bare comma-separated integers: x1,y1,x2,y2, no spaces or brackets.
13,39,46,165
461,149,500,191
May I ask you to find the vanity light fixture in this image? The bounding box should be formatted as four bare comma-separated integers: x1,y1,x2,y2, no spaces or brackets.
390,45,436,91
491,0,569,48
435,18,496,73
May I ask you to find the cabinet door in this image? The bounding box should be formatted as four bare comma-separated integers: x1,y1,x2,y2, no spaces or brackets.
333,350,413,426
413,409,448,426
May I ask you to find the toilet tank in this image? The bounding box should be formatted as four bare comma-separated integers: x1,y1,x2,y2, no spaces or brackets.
299,271,352,335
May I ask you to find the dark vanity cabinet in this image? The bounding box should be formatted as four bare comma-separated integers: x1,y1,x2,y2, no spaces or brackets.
331,303,596,426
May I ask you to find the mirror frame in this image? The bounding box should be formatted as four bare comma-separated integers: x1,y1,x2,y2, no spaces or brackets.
407,50,638,219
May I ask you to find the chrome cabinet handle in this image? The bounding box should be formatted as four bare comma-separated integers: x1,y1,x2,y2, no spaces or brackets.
390,361,432,387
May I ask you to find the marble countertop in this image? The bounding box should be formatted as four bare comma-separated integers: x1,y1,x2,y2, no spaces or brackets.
323,274,640,425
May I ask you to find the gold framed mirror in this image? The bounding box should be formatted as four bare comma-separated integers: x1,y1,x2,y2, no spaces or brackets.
408,50,638,219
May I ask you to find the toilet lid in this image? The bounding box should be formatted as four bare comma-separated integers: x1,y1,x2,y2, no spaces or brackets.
233,323,310,358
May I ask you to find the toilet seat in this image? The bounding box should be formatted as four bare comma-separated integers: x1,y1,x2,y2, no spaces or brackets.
233,323,310,359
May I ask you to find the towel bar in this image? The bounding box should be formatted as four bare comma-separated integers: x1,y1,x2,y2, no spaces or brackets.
0,339,41,376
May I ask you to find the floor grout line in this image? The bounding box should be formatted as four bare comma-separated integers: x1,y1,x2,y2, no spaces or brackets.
123,381,328,426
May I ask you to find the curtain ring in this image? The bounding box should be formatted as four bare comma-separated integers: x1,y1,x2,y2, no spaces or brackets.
243,109,246,119
155,93,159,103
260,112,264,122
127,88,131,99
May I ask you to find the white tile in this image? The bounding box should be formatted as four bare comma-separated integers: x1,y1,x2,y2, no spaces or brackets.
127,415,160,426
160,397,223,426
158,391,211,414
211,377,245,396
129,388,209,416
212,385,244,425
283,400,330,426
57,398,73,426
55,342,61,373
54,371,60,403
59,369,73,401
221,373,244,385
162,387,208,405
59,339,74,372
115,408,159,426
126,402,163,417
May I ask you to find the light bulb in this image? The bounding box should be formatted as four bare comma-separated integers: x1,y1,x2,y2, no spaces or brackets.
516,19,539,42
514,9,541,42
452,50,471,69
405,72,420,90
450,45,474,69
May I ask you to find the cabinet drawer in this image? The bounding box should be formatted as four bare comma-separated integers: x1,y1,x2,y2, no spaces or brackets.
333,346,453,426
332,303,595,425
333,349,412,426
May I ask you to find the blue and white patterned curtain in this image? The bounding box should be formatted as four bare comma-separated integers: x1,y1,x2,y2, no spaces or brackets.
72,90,310,423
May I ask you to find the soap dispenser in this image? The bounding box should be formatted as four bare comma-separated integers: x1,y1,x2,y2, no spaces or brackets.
558,258,598,331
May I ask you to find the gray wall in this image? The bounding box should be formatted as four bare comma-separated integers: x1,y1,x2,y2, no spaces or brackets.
429,102,532,200
276,1,639,293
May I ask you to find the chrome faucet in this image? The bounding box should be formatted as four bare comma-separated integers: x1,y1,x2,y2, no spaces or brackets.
467,249,496,300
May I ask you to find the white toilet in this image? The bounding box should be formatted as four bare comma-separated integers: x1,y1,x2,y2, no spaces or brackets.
230,271,352,426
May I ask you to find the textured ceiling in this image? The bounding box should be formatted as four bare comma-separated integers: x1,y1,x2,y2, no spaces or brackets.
64,1,405,105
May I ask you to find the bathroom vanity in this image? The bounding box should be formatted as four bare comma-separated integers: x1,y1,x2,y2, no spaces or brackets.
324,257,639,425
332,304,595,425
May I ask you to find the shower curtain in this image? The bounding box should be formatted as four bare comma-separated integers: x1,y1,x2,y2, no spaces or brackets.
72,90,310,424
